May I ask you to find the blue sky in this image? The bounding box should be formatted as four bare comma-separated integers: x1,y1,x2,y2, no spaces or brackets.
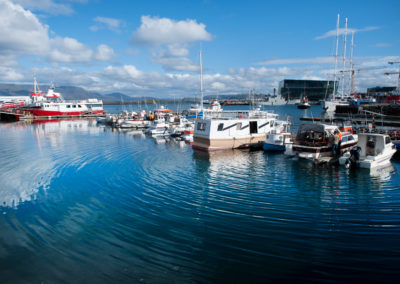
0,0,399,98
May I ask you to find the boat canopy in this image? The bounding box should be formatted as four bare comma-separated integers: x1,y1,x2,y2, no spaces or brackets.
296,123,338,140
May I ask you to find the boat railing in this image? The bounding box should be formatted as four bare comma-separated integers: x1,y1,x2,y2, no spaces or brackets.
202,110,277,120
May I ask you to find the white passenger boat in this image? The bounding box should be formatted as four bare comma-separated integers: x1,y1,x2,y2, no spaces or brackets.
291,123,358,159
339,133,397,169
192,109,279,151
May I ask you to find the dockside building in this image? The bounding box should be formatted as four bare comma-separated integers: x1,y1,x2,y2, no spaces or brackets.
279,79,337,102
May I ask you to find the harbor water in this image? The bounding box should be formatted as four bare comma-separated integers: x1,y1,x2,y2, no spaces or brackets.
1,105,400,283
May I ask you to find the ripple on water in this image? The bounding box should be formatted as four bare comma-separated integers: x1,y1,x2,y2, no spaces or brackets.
1,120,400,283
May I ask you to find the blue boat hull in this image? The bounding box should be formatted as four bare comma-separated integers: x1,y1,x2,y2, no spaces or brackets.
263,143,285,151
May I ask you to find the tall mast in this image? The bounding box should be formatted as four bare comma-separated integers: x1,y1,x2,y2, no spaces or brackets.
349,31,355,94
200,49,204,111
341,17,348,98
332,14,340,98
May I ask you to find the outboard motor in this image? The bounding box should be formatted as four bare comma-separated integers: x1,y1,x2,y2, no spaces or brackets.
345,146,362,169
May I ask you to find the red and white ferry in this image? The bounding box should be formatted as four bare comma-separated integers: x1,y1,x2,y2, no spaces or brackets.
23,78,104,117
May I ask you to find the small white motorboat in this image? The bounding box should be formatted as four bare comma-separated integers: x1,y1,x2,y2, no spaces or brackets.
263,120,293,153
339,133,397,169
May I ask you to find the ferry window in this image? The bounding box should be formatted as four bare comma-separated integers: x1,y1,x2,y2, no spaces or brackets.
73,105,76,108
66,105,71,108
271,120,274,127
78,105,82,108
249,121,258,134
237,123,242,130
217,123,224,131
197,122,206,131
385,136,391,144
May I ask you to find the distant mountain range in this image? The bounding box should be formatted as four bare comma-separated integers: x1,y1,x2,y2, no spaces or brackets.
0,83,269,103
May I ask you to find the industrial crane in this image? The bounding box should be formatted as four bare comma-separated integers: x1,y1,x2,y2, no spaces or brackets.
384,61,400,89
339,65,388,94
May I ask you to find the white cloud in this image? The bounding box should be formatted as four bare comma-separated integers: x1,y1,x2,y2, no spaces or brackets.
12,0,74,15
0,66,24,81
131,15,213,46
315,26,380,40
126,48,140,56
375,43,391,48
95,44,114,61
152,45,198,72
257,57,334,65
49,37,93,63
0,0,50,56
104,65,143,80
90,16,124,33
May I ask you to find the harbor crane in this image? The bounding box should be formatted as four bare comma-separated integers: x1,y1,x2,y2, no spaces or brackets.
339,65,388,94
384,61,400,89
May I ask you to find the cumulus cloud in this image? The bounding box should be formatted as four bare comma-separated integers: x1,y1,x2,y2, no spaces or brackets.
315,26,380,40
49,37,93,63
0,66,24,81
0,1,113,65
95,44,114,61
12,0,74,15
0,0,50,56
90,16,124,33
131,15,213,46
152,45,198,72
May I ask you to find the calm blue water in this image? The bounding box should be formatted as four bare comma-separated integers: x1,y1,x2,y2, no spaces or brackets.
1,105,400,283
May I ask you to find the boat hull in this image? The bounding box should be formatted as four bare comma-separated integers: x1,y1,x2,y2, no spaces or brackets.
193,135,265,151
263,143,285,151
24,109,104,116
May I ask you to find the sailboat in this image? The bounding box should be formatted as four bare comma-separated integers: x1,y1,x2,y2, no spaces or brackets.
321,14,352,112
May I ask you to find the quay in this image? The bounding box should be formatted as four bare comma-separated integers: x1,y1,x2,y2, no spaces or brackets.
335,104,400,116
300,116,400,127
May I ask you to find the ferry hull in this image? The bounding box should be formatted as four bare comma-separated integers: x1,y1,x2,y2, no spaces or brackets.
193,135,265,151
25,109,104,116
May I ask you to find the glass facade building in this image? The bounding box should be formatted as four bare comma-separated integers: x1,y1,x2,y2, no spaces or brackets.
278,79,337,101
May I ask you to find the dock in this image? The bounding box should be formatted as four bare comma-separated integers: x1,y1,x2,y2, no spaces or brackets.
300,116,400,127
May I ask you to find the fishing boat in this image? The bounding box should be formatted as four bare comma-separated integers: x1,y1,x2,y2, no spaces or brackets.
291,123,358,159
297,96,310,109
145,119,169,135
339,133,397,169
23,78,103,117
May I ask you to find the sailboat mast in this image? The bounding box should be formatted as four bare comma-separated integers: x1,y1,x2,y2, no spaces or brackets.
332,14,340,97
341,17,348,98
200,50,204,111
349,31,355,95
